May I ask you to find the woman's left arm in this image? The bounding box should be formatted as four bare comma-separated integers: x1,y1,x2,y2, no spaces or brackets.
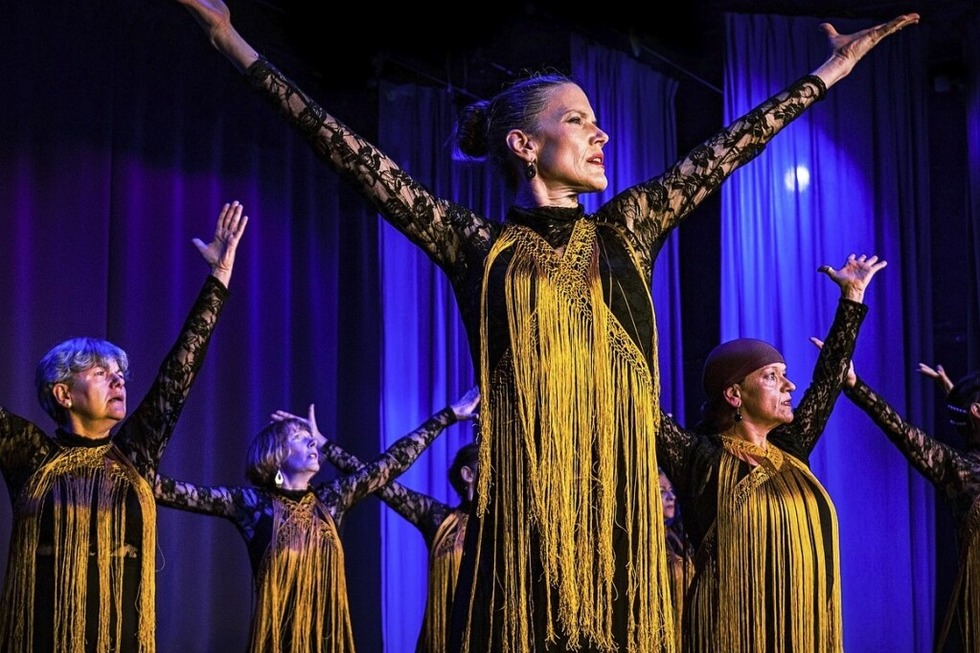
115,204,247,474
787,254,884,454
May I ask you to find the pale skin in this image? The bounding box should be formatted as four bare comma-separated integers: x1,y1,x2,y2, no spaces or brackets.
722,253,887,457
175,0,919,210
50,201,249,439
270,385,482,491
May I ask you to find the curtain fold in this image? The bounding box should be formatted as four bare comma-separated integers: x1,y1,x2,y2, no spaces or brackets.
722,13,933,652
0,3,384,650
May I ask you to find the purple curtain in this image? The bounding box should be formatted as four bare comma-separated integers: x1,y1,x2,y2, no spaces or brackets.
721,13,933,652
1,3,385,650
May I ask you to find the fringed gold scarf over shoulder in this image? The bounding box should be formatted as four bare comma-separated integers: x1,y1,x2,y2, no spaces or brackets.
0,443,157,653
937,495,980,652
689,437,842,653
250,493,354,653
421,510,468,653
471,219,672,653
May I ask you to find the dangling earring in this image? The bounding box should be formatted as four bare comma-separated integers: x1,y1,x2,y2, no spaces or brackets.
733,407,742,423
524,161,537,180
274,468,285,488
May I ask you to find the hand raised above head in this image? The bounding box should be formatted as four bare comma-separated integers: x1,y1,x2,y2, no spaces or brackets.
194,200,248,287
271,404,327,448
814,13,920,87
451,386,481,422
917,362,955,396
818,253,887,303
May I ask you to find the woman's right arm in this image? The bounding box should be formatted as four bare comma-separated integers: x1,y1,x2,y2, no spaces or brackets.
844,377,976,499
320,438,448,534
153,471,248,519
173,0,492,269
0,408,52,492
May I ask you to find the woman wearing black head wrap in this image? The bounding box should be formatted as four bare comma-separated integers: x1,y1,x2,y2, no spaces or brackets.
656,253,885,653
840,360,980,653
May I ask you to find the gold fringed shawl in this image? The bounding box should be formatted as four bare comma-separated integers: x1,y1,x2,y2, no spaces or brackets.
420,510,468,653
468,219,673,653
250,493,354,653
665,530,695,652
936,495,980,653
0,443,157,653
689,437,842,653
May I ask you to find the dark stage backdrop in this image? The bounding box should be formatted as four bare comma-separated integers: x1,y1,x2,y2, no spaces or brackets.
1,2,979,652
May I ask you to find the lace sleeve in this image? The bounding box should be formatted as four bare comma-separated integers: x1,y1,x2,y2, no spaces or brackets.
114,276,229,477
321,440,448,540
153,472,264,533
316,407,457,526
656,410,696,485
245,58,494,275
0,408,54,495
772,298,868,458
845,378,980,503
598,75,826,277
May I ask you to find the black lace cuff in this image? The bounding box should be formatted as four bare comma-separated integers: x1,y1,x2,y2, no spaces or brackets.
798,74,828,101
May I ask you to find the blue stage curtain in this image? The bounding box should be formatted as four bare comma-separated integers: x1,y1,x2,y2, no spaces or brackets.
722,13,933,652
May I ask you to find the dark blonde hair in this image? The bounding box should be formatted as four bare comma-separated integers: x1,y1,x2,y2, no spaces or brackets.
245,418,304,487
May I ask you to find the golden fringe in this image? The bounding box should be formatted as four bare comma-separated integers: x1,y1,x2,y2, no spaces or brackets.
0,444,156,653
937,496,980,652
666,531,695,652
422,511,468,653
689,438,842,653
468,220,673,653
250,493,354,653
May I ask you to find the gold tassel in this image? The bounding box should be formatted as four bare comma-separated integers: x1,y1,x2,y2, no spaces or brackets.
937,498,980,652
689,438,843,652
0,444,156,653
250,493,354,653
465,220,673,653
420,510,468,653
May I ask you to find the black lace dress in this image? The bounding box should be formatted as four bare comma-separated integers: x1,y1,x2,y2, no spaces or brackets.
845,377,980,652
0,276,229,653
240,54,828,652
153,406,459,653
656,298,867,653
321,440,469,653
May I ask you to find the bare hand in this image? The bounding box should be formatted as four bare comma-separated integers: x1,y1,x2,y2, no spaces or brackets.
814,13,919,86
176,0,232,35
194,201,248,287
271,404,327,449
451,386,481,422
818,253,887,303
811,337,856,388
918,362,954,396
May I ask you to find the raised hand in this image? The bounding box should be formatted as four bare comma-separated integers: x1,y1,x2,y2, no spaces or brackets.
451,386,481,422
271,404,327,449
818,253,887,303
918,362,955,396
194,200,248,287
176,0,259,72
814,13,919,87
